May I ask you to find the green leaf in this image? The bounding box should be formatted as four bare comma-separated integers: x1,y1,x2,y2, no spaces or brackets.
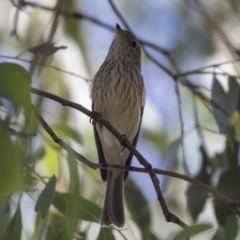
0,62,31,114
65,151,81,238
213,140,240,226
225,214,238,240
45,225,55,240
210,228,224,240
211,74,228,133
53,123,83,145
1,205,22,240
53,193,101,222
0,197,10,233
125,178,151,239
0,120,24,196
213,168,240,226
150,232,161,240
66,216,78,239
162,138,181,190
226,76,239,115
211,75,240,133
33,212,48,240
187,146,210,222
171,224,212,240
35,175,56,218
62,124,83,144
67,151,81,194
97,228,115,240
51,230,72,240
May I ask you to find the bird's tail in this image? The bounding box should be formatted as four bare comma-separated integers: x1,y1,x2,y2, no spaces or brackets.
100,170,125,228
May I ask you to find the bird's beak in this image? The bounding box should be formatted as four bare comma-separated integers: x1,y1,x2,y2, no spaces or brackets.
116,23,123,35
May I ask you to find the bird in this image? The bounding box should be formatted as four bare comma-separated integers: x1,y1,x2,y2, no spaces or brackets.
91,23,145,228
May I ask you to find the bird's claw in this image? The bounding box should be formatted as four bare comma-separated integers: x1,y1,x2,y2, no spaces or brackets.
120,134,129,146
89,111,100,125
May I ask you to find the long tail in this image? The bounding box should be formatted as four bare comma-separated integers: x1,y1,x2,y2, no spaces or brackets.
100,170,125,228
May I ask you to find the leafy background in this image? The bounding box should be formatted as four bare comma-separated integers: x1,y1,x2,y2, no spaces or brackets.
0,0,240,239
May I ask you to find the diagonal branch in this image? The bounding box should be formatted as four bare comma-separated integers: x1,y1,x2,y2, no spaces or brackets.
21,0,172,56
30,87,188,230
107,0,174,76
30,88,240,220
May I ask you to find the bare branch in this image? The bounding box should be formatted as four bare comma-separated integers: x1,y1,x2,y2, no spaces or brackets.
107,0,174,76
30,88,240,224
30,88,188,229
0,55,91,83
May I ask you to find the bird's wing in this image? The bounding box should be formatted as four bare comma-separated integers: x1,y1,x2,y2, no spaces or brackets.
92,99,145,182
92,102,108,182
124,104,144,181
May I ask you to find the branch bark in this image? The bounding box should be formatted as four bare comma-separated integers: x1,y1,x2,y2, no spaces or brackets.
30,88,240,225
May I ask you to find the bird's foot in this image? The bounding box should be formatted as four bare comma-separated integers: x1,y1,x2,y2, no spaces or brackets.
119,134,129,146
89,111,100,125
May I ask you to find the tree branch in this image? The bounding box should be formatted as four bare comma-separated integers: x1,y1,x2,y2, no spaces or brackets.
30,88,188,229
0,55,91,83
21,0,172,57
30,88,240,223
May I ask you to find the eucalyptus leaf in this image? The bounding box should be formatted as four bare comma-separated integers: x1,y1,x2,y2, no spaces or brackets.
51,230,71,240
0,63,31,115
214,167,240,226
45,225,55,240
0,197,10,233
125,178,151,239
0,205,22,240
0,119,24,195
67,151,81,194
171,223,212,240
187,146,210,222
162,138,181,191
53,193,101,222
35,175,56,218
211,74,228,133
66,217,78,239
225,214,238,240
97,228,115,240
211,75,240,133
226,76,239,115
210,228,224,240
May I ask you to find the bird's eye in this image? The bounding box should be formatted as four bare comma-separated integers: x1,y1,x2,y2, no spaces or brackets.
131,41,137,48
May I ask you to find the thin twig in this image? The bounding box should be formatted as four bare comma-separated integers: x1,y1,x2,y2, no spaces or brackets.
107,0,174,77
168,55,189,174
21,0,174,76
177,70,240,79
0,55,91,83
175,81,189,174
22,0,171,56
8,126,36,138
187,0,240,76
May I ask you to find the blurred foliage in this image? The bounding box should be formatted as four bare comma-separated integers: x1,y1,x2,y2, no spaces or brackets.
125,178,153,239
171,223,212,240
1,205,22,240
0,0,240,240
187,147,211,222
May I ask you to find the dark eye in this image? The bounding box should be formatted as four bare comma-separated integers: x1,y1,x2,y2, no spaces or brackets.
131,41,137,48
